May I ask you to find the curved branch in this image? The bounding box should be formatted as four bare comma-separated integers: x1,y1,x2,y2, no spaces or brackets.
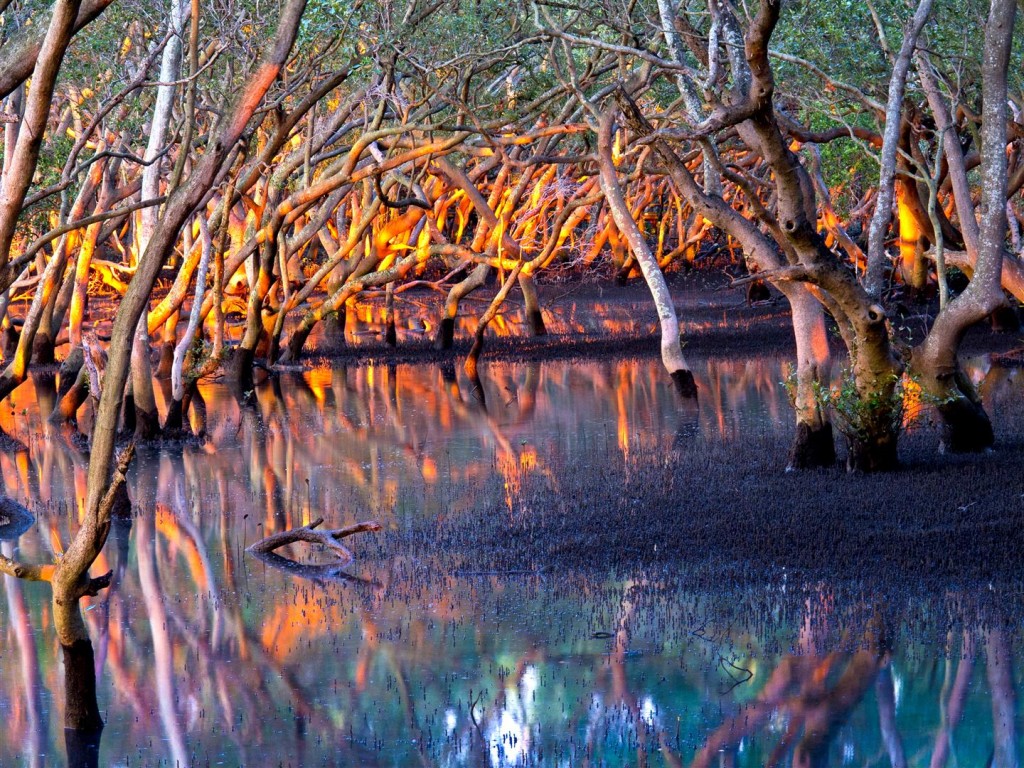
373,171,432,210
247,518,381,566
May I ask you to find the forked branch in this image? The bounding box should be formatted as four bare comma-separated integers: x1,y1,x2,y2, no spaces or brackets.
247,518,382,566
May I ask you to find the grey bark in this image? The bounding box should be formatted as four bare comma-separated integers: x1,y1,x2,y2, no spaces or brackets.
865,0,934,298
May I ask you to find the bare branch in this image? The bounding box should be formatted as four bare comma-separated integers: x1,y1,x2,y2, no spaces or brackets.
248,519,382,566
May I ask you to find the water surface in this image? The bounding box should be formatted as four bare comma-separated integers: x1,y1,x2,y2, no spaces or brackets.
0,352,1021,766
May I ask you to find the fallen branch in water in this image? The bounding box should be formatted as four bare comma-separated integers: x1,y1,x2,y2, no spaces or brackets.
246,518,381,566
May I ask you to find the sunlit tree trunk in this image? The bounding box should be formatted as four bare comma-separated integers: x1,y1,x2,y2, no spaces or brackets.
30,256,69,364
128,0,186,434
139,0,186,252
784,286,835,468
130,313,159,439
0,0,84,291
436,263,489,350
864,0,934,297
166,217,212,431
156,312,179,378
597,109,696,397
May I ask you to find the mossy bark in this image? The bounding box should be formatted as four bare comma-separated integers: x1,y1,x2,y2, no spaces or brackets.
918,363,995,453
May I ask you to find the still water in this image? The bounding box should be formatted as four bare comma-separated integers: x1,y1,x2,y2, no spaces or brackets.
0,353,1021,766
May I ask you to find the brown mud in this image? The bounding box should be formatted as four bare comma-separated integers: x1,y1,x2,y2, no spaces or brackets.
312,276,796,367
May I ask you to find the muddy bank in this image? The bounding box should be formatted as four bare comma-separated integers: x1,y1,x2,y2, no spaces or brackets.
14,275,1024,596
303,276,796,366
383,398,1024,591
302,275,1023,368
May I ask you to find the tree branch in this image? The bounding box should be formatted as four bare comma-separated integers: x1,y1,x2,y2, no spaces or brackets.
247,518,382,566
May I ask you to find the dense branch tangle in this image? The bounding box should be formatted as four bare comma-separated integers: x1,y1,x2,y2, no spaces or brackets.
2,0,1021,472
5,46,724,429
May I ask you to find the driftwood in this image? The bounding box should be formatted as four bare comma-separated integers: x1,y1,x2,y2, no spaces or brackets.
246,518,381,567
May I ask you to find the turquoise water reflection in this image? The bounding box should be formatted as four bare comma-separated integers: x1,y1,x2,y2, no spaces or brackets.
0,354,1020,766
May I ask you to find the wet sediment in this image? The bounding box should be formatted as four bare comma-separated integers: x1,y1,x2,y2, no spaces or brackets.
386,402,1024,591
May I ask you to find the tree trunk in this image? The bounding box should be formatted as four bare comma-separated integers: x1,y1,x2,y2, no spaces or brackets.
518,271,546,336
57,345,84,398
909,0,1015,453
168,218,211,412
912,342,994,452
864,0,934,297
597,108,695,397
60,639,103,733
282,319,317,362
227,343,256,393
466,263,523,379
321,306,345,344
846,427,900,472
130,314,159,439
163,396,185,433
65,725,102,768
784,287,835,468
436,263,490,350
32,264,71,365
51,363,89,425
138,0,186,254
155,313,177,378
384,281,397,346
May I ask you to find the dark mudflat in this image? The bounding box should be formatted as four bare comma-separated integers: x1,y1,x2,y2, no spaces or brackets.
379,401,1024,593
